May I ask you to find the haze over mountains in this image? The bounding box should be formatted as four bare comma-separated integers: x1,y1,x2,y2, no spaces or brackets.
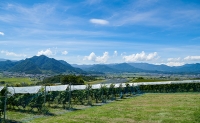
0,55,200,74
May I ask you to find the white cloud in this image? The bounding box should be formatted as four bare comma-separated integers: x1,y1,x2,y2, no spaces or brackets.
86,52,96,61
37,48,53,56
84,52,109,63
1,50,26,57
184,56,200,61
166,57,185,66
90,19,109,25
166,62,185,66
0,32,4,36
96,52,109,63
113,50,117,56
167,57,181,62
121,52,126,56
62,51,68,55
123,51,158,62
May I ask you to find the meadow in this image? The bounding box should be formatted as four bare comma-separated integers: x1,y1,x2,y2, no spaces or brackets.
0,77,34,85
6,93,200,123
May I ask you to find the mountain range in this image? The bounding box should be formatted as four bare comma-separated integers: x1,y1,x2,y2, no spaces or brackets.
72,63,200,74
0,55,85,74
0,55,200,74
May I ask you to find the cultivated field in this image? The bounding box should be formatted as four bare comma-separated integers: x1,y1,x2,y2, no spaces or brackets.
7,93,199,123
0,77,34,85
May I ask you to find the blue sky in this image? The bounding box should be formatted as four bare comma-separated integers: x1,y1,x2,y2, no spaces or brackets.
0,0,200,66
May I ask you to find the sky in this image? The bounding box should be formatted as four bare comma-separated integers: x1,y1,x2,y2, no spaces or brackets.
0,0,200,66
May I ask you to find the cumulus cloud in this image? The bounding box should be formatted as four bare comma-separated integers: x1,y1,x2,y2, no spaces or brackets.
89,19,109,25
96,52,109,63
37,48,53,56
85,52,96,61
167,57,181,62
166,62,185,66
113,50,118,56
62,51,68,55
121,52,126,56
84,52,109,63
123,51,158,62
184,56,200,61
0,32,4,36
1,50,26,57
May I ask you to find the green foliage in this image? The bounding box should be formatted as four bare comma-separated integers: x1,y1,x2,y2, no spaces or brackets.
132,77,171,82
138,77,144,79
0,81,5,84
29,93,44,112
43,75,85,85
0,88,6,117
9,60,42,74
108,84,116,100
92,89,101,103
140,83,200,93
80,75,97,82
61,75,81,85
42,75,62,84
0,60,17,71
72,90,86,105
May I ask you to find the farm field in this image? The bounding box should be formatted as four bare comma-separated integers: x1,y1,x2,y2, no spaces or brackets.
0,77,34,85
87,78,128,84
7,93,199,123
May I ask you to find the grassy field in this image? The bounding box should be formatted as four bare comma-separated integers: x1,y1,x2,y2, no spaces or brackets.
6,93,198,123
0,77,35,85
86,79,106,84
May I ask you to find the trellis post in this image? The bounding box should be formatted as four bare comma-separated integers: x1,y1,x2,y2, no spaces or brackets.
68,82,71,110
3,84,7,122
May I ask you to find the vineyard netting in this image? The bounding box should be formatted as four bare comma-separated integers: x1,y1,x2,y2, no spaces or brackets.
0,80,199,122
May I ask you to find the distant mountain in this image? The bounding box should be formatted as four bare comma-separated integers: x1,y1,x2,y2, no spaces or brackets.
59,60,87,74
9,60,42,74
0,58,18,62
73,62,200,74
0,58,8,61
128,63,200,74
128,63,174,72
80,63,144,73
71,64,93,69
84,64,117,73
28,55,75,73
175,63,200,73
8,55,85,74
1,55,200,74
109,63,144,72
0,60,18,71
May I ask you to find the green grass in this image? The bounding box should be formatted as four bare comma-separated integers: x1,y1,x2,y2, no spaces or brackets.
130,78,171,82
86,79,106,84
0,77,35,85
14,93,199,123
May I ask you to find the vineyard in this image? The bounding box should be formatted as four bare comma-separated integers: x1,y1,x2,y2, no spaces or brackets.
0,80,200,122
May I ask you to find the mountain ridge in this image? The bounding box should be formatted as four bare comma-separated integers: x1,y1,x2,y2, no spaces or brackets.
3,55,85,74
0,56,200,74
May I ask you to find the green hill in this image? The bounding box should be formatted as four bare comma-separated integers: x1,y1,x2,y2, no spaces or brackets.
9,55,85,74
9,59,42,74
